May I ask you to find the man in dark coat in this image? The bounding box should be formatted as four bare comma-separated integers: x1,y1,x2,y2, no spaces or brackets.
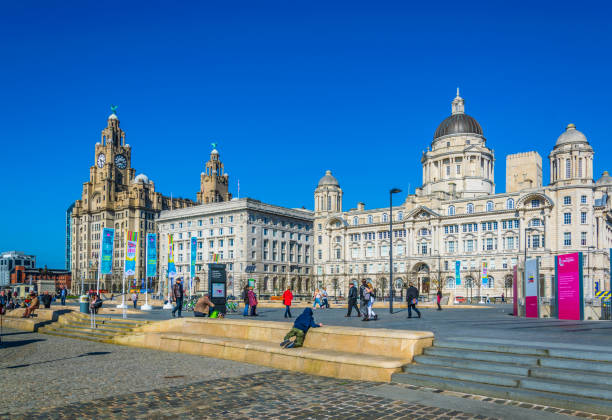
345,282,360,317
406,283,421,318
171,278,184,318
41,291,53,308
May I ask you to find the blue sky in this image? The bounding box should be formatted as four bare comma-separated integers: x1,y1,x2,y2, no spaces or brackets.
1,1,611,268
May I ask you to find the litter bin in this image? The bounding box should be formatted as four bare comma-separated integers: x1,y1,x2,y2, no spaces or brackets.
79,295,89,313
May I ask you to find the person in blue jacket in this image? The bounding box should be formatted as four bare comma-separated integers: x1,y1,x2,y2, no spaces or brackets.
279,307,322,348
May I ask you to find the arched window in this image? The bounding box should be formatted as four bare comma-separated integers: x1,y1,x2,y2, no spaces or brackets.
382,213,388,222
397,211,403,221
466,203,474,214
566,159,571,178
506,198,515,210
367,215,373,224
486,201,494,212
353,217,359,226
446,277,455,289
448,205,455,216
486,276,494,289
327,196,331,211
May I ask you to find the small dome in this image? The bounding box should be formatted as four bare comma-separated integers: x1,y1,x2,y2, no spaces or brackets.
596,171,612,186
317,170,339,187
211,149,219,155
108,113,118,120
555,124,588,146
134,174,150,184
434,113,483,140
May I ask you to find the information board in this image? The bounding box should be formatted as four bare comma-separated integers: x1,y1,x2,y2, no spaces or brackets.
556,252,584,320
524,258,539,318
208,263,227,315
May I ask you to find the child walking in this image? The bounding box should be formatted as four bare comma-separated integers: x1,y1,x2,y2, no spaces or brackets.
280,308,322,348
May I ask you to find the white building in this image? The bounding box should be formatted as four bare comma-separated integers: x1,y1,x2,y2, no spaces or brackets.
0,251,36,286
157,198,314,297
314,92,612,300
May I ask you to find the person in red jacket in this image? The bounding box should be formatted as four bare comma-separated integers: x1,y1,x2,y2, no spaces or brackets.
283,286,293,318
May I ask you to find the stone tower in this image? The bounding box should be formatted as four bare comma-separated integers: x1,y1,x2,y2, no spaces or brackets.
197,146,232,204
549,124,594,186
314,170,342,215
506,151,542,193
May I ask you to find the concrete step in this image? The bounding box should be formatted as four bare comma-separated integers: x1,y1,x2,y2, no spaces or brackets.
424,347,539,366
47,325,120,338
413,355,530,376
539,356,612,374
547,348,612,363
65,319,136,331
403,364,519,387
55,322,129,333
520,377,612,401
71,313,147,325
391,373,612,416
530,367,612,387
40,329,110,343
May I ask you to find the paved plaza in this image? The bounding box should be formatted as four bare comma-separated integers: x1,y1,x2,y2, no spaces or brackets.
1,328,608,419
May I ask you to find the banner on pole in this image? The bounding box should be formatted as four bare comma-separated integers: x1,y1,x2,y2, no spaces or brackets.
168,234,176,277
556,252,584,320
455,261,461,286
125,231,138,276
100,228,115,275
146,233,157,278
190,237,197,279
481,261,488,286
525,258,539,318
512,265,518,316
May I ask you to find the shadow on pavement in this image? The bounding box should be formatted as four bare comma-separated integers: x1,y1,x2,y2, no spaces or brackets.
0,338,46,350
4,351,112,369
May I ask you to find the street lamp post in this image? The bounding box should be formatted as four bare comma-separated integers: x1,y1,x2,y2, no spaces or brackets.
389,188,402,313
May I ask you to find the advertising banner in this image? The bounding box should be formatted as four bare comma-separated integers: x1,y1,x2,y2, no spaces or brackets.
146,233,157,278
100,228,115,275
525,258,539,318
125,231,138,276
556,252,584,320
168,234,176,277
190,237,197,279
513,265,518,316
455,261,461,286
481,261,488,286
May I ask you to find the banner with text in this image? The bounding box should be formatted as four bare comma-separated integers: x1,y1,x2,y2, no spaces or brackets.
190,237,197,280
168,234,176,277
124,231,138,276
556,252,583,320
512,265,518,316
100,228,115,275
525,258,539,318
146,233,157,278
481,261,488,286
455,261,461,286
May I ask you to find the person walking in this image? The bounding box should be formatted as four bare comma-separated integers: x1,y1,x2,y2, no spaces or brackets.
346,281,360,317
312,289,322,309
60,285,68,306
436,288,442,311
242,285,250,316
282,286,293,318
171,278,184,318
248,286,258,316
194,293,215,317
363,282,378,321
406,283,421,318
280,308,322,348
132,292,138,309
501,292,505,303
41,291,52,309
359,279,368,318
321,287,330,308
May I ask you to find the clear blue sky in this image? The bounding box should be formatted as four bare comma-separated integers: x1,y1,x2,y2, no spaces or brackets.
1,1,611,268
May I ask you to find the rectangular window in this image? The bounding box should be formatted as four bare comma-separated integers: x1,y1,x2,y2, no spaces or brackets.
507,237,514,249
564,232,571,246
446,166,450,176
335,249,341,259
467,240,474,252
581,195,587,204
229,216,233,222
566,159,571,178
421,243,428,254
318,236,322,245
581,212,587,224
581,232,587,246
486,238,493,251
564,196,571,205
564,213,571,225
456,165,461,175
209,218,214,225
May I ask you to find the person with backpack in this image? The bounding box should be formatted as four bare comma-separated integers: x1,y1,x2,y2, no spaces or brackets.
363,282,378,321
279,308,322,348
359,279,368,317
282,286,293,318
248,286,258,316
242,285,250,316
406,282,421,318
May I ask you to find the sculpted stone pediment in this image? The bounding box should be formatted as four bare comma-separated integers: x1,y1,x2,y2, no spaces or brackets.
406,206,440,220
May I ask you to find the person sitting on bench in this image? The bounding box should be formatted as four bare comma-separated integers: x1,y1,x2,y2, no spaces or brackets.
22,292,39,318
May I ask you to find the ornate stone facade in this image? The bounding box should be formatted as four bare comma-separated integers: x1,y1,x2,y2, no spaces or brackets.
70,111,194,292
314,93,612,300
197,148,232,204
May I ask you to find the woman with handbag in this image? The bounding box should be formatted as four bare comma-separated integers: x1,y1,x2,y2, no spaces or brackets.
406,283,421,319
363,282,378,321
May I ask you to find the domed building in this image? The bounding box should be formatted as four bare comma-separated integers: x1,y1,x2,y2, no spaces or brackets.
313,92,612,309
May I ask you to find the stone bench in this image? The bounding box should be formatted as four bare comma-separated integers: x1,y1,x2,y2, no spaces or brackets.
114,318,434,382
2,308,73,332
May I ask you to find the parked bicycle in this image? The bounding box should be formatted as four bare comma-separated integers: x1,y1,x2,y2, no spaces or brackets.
226,300,239,313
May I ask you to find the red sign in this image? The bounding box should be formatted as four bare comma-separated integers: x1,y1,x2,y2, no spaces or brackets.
556,252,583,320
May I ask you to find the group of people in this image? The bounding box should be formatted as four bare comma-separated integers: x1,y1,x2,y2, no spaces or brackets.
346,279,379,321
242,285,259,316
0,285,70,318
312,288,330,309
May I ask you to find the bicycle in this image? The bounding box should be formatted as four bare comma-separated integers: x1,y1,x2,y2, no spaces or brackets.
226,300,239,313
182,296,198,312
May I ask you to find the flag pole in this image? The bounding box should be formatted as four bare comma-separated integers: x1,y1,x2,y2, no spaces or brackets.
141,234,152,311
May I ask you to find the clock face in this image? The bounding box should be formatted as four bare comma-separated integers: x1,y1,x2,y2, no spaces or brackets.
115,154,127,169
97,153,106,168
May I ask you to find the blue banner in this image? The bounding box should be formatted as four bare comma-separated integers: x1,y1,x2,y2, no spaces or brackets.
168,234,176,277
190,237,197,279
455,260,461,286
146,233,157,278
125,231,138,276
100,228,115,275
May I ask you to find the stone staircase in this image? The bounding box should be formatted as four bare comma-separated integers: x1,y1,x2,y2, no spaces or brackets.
392,337,612,415
38,311,150,343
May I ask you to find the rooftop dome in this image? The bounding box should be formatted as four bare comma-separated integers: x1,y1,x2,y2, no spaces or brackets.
133,174,150,184
317,170,339,187
596,171,612,186
433,90,483,140
211,149,219,155
108,113,118,120
555,124,588,146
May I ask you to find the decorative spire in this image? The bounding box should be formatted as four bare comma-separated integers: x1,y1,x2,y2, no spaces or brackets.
111,105,118,115
451,88,465,115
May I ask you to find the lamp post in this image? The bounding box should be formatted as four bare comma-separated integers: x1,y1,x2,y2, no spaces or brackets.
389,188,402,313
588,245,595,297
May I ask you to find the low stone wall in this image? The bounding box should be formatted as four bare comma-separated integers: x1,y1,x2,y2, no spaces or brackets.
115,318,434,382
2,308,72,332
